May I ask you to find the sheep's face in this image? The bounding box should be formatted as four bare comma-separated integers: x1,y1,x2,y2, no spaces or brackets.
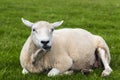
21,18,63,51
31,22,54,51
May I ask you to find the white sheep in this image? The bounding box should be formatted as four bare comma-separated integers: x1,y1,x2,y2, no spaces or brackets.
20,18,112,77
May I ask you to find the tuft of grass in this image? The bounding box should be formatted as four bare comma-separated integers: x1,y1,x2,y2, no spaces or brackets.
0,0,120,79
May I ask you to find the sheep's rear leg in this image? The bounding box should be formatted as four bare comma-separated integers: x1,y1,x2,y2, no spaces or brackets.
98,48,112,77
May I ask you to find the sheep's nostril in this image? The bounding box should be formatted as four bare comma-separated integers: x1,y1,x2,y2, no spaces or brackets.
41,40,49,45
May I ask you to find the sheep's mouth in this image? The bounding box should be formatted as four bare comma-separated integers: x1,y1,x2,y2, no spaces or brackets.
42,45,51,51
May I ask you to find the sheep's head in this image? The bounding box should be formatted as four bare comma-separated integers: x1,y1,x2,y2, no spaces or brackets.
21,18,63,51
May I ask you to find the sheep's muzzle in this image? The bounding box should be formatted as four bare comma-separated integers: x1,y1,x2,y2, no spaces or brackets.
42,45,51,51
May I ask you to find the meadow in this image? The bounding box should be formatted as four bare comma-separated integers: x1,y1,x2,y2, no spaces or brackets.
0,0,120,80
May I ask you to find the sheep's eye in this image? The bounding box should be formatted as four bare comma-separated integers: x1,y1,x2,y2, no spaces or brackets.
33,29,36,31
51,28,54,32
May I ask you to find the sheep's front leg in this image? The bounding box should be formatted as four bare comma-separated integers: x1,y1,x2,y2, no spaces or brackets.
22,68,29,74
48,68,73,77
47,68,60,77
48,56,73,77
63,70,73,75
98,48,112,77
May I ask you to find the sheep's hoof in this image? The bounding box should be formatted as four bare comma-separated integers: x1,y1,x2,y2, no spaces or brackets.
64,70,73,75
81,69,93,75
47,68,60,77
101,68,112,77
22,68,29,74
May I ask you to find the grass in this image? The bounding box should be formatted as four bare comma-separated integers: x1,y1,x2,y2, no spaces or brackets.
0,0,120,79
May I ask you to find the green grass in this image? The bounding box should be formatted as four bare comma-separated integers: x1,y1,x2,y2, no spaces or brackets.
0,0,120,79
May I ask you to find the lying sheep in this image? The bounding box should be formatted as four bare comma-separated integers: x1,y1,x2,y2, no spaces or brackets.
20,18,112,77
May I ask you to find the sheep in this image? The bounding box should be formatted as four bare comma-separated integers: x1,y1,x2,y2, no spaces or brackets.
20,18,112,77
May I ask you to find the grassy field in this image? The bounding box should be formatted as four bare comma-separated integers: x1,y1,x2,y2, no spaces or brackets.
0,0,120,80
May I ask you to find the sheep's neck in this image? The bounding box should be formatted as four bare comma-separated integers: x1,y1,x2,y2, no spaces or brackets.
29,36,47,66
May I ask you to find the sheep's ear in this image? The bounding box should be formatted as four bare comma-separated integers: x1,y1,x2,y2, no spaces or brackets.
21,18,34,28
51,20,64,28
